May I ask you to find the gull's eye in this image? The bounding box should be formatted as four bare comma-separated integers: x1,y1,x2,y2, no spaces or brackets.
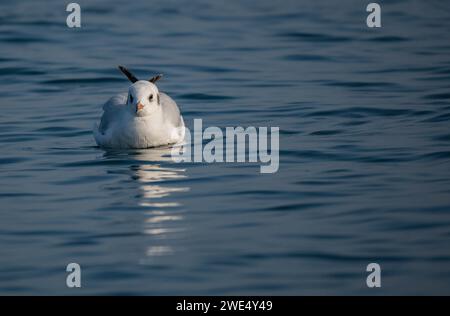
128,94,134,104
148,94,153,102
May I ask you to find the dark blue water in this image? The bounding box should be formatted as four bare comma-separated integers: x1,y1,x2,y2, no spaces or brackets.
1,0,450,295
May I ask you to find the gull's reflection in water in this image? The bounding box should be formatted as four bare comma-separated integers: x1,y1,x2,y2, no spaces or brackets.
105,147,189,263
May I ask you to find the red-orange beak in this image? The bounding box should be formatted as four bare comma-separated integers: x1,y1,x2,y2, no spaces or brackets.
136,102,144,112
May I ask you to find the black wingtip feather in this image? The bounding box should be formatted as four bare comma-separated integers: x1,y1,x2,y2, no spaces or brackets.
149,74,163,83
118,65,138,83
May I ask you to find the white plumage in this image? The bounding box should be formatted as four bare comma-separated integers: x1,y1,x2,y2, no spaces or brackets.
93,67,185,149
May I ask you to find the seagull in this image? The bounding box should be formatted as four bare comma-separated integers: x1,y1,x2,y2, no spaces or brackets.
93,66,185,149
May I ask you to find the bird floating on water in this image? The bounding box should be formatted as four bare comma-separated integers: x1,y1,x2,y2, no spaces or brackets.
94,66,185,149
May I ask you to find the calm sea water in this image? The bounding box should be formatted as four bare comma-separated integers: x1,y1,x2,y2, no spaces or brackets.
1,0,450,295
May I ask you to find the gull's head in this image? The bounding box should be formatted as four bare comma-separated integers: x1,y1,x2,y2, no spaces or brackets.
117,65,163,117
127,81,160,117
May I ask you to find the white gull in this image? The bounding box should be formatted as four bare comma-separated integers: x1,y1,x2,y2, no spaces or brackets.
94,66,185,149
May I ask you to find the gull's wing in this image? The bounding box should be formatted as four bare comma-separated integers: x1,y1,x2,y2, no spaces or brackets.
160,92,183,127
98,93,127,133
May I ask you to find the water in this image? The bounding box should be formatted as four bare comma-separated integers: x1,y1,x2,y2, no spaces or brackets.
1,0,450,295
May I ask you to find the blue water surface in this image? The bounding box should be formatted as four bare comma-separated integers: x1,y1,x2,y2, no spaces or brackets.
1,0,450,295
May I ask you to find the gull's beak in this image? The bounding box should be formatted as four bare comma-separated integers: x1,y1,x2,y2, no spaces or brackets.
136,102,144,112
